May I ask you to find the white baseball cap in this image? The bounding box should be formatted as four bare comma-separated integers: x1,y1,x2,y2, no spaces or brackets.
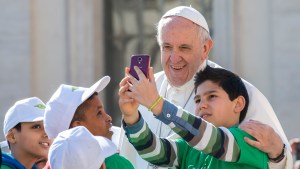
3,97,46,136
44,76,110,139
49,126,117,169
162,6,209,33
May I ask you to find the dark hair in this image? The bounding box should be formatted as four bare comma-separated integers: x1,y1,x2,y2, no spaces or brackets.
13,123,22,131
69,92,98,128
194,65,249,123
7,123,22,149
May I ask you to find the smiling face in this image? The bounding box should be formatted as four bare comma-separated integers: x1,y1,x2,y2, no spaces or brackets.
74,95,113,139
158,17,212,87
11,121,51,159
194,80,241,128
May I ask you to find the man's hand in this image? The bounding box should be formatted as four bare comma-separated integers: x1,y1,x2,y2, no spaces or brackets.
239,120,284,159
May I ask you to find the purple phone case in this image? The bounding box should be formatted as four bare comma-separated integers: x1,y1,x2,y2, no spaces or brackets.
129,54,150,80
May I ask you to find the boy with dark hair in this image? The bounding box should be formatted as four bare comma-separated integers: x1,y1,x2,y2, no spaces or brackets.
194,65,249,124
118,66,268,168
1,97,51,169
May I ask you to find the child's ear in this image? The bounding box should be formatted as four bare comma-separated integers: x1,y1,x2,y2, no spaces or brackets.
234,96,246,113
70,120,83,128
6,129,17,144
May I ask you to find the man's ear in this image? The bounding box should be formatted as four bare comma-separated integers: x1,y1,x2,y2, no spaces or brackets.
234,96,246,114
202,39,213,60
6,129,17,144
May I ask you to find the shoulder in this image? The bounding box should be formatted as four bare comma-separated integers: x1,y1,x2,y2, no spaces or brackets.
207,60,223,68
154,71,165,81
1,165,13,169
154,71,166,89
1,152,25,169
1,153,15,164
105,154,134,169
105,153,128,161
229,127,255,140
229,127,268,167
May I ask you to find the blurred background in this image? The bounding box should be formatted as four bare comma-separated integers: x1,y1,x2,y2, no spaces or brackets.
0,0,299,141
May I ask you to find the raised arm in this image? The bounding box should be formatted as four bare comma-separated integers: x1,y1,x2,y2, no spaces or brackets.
122,113,180,167
118,71,179,167
120,66,268,168
156,99,241,161
123,67,241,161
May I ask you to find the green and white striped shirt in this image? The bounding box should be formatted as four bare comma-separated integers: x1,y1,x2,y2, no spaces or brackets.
123,100,268,168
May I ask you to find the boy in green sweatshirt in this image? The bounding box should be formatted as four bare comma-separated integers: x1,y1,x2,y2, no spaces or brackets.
119,65,268,168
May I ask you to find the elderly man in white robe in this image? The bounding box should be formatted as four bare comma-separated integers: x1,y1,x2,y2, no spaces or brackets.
119,6,292,169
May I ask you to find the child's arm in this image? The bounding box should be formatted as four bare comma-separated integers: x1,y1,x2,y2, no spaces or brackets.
126,67,241,162
122,112,181,168
119,75,180,167
156,99,241,162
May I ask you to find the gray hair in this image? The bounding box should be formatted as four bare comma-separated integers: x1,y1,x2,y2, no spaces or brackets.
155,17,211,46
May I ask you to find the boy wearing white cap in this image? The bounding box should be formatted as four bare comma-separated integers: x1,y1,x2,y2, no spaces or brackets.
44,76,133,169
48,126,117,169
119,5,292,169
1,97,51,169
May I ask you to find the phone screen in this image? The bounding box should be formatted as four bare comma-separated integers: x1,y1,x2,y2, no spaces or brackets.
129,54,150,80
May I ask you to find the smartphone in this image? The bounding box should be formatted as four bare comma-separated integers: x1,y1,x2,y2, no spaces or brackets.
297,142,300,160
129,54,150,80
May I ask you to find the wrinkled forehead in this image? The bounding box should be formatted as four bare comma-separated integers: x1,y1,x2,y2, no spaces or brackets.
158,16,200,44
160,16,199,30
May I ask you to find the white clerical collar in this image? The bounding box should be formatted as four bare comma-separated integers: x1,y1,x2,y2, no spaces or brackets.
167,77,194,92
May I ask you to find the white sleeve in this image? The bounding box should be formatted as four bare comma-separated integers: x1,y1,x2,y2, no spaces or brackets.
242,79,293,169
208,60,292,168
242,79,289,149
268,146,293,169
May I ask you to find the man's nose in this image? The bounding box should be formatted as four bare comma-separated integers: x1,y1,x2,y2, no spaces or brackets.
170,48,182,63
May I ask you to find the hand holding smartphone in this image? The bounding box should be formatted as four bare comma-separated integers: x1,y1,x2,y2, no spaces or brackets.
129,54,151,80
